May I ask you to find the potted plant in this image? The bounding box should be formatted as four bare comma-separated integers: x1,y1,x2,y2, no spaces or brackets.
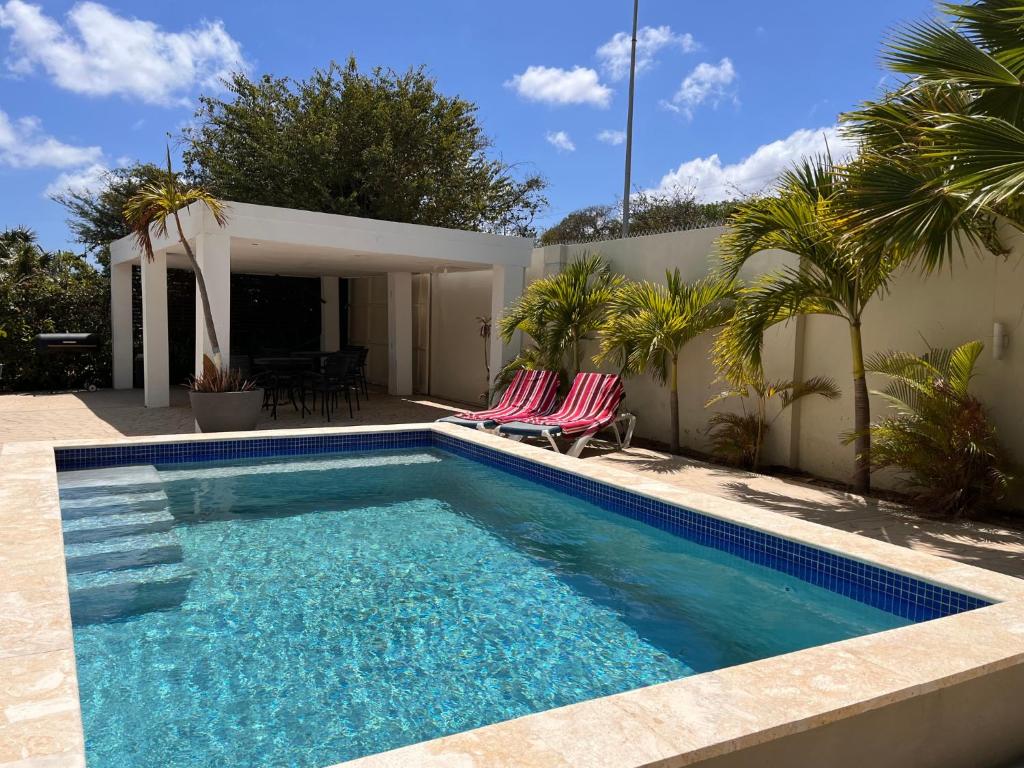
188,354,263,432
124,149,264,431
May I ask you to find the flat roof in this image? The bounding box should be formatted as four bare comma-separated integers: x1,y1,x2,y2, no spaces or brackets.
109,200,534,277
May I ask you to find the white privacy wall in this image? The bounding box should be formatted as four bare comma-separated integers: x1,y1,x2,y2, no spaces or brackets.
526,229,1024,496
355,224,1024,498
428,271,492,405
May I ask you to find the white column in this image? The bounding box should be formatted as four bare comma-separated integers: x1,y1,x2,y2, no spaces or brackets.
320,276,341,351
110,260,134,389
141,252,169,408
193,232,231,375
387,272,413,396
488,265,525,386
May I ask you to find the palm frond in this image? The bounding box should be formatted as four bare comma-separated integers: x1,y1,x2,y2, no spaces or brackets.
780,375,841,407
598,270,736,382
498,252,622,378
885,18,1023,87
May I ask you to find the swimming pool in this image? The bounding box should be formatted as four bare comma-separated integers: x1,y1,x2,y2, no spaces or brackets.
53,430,991,767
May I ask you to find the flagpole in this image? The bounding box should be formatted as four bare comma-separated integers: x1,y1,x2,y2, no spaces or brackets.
620,0,639,238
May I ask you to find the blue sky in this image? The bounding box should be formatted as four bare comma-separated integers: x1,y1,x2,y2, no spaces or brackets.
0,0,933,252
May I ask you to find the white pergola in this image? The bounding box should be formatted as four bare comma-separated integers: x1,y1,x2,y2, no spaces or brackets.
109,201,533,407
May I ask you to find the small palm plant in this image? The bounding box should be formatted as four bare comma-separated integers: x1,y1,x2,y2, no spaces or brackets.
498,253,624,385
859,340,1012,517
706,363,839,471
124,148,229,372
597,270,735,453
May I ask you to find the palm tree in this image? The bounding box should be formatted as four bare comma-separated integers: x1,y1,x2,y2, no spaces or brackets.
0,227,47,284
841,0,1024,266
706,364,839,471
862,340,1012,516
717,156,901,492
597,270,735,453
123,148,229,369
498,253,624,385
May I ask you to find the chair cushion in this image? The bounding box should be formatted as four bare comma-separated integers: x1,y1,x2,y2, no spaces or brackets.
436,415,495,429
496,421,563,437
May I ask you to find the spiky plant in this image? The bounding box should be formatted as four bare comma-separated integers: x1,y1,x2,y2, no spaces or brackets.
706,364,840,471
860,340,1012,516
123,148,229,369
597,270,736,453
718,155,901,491
188,354,257,394
499,253,624,383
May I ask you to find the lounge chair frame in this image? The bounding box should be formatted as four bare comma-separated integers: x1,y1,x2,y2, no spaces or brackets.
504,412,636,458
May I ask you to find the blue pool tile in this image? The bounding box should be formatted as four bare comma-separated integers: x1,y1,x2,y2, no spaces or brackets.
55,429,991,622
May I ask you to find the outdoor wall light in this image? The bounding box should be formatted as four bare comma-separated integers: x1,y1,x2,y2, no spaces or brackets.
993,321,1008,360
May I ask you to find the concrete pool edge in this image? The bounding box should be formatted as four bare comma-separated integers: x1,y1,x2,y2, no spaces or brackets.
2,424,1023,768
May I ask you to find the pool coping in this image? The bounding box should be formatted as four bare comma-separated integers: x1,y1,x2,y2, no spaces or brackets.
2,422,1023,768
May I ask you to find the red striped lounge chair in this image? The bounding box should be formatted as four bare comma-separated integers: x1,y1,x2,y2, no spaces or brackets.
495,372,636,457
437,369,559,430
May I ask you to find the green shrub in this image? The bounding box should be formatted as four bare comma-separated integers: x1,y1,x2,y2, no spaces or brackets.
706,366,839,471
0,230,110,391
862,341,1013,517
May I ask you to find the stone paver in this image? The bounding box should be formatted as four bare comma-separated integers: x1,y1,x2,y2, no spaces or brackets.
1,388,1022,579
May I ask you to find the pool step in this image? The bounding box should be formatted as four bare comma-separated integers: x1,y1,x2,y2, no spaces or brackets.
58,465,164,499
68,561,195,625
59,490,170,520
64,531,183,574
61,508,176,544
58,466,195,624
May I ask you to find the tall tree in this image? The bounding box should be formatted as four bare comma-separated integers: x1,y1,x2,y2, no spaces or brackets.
718,156,901,492
841,0,1024,266
0,228,110,390
538,205,620,246
598,270,736,453
540,188,737,246
124,150,229,369
53,163,166,271
181,59,547,236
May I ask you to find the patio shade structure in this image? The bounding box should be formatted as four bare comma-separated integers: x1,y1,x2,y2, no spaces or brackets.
108,201,534,407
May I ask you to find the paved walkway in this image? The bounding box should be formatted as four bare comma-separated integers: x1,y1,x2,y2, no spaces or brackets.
3,388,1022,578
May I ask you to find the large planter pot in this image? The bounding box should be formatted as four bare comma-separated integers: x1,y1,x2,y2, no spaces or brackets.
189,389,264,433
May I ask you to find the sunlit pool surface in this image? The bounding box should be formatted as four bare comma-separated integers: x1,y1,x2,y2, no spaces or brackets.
59,449,910,767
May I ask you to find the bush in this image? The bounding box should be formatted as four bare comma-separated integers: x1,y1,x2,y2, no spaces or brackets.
863,341,1013,517
0,231,110,391
707,411,763,469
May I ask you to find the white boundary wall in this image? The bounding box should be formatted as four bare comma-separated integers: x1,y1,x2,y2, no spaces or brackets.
357,225,1024,499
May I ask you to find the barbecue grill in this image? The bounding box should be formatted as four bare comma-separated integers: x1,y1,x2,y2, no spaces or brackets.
34,332,102,391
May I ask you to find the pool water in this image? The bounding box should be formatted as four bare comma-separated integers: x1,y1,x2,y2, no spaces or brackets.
59,449,910,767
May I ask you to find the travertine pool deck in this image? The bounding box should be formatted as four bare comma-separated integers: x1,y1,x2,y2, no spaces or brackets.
3,422,1024,768
3,388,1022,578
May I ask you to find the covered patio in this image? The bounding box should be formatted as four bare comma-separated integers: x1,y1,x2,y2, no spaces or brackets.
108,201,534,407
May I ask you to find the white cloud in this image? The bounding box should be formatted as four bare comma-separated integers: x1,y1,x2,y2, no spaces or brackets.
667,58,737,117
649,125,856,201
597,25,697,80
546,130,575,152
0,109,101,168
506,65,611,108
597,129,626,145
0,0,247,106
44,161,108,197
